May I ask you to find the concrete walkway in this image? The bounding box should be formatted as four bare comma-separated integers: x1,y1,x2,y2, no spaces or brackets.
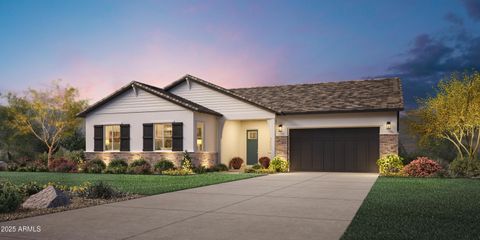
0,172,377,240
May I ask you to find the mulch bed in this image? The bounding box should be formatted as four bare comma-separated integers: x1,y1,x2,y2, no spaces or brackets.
0,195,143,222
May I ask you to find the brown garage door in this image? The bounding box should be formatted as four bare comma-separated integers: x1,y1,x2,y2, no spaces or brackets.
289,128,379,172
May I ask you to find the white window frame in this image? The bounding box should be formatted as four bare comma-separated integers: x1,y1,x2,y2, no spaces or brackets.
154,123,173,151
104,125,121,152
196,122,205,151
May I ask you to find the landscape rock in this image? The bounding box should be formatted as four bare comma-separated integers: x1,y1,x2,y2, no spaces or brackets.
22,186,70,209
0,161,7,171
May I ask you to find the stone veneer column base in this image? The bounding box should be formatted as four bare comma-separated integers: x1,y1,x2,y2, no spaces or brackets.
379,134,399,156
85,152,218,168
275,136,288,160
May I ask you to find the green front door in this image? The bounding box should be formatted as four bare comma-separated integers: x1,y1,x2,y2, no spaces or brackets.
246,130,258,165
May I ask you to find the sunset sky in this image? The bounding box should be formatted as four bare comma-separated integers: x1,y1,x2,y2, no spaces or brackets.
1,0,480,108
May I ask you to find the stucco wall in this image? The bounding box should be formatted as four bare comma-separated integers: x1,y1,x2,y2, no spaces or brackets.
220,120,241,164
276,111,398,136
193,112,219,152
220,120,271,165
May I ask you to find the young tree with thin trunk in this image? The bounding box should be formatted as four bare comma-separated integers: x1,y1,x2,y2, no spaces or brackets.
6,81,87,164
408,71,480,161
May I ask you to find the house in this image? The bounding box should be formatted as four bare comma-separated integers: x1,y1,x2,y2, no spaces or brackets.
77,74,403,172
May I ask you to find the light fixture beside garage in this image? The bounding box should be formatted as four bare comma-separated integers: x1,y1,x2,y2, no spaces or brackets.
277,124,283,132
386,121,392,130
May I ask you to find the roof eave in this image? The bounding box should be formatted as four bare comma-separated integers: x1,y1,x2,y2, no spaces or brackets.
164,74,278,114
77,81,223,118
278,108,404,115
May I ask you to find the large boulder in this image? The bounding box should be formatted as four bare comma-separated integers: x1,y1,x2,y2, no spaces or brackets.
22,186,70,209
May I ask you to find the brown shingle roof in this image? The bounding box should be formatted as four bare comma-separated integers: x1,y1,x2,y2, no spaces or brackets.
230,78,404,114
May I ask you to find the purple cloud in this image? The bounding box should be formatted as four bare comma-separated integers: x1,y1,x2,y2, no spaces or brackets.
462,0,480,21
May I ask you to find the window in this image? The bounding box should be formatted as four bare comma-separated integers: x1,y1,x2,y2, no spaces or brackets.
248,131,257,139
104,125,120,151
154,123,172,150
196,122,205,151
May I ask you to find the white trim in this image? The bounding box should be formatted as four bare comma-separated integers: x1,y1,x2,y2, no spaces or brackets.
154,123,173,151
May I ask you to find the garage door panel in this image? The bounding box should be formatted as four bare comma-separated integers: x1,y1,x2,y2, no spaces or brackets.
334,140,345,171
323,140,335,171
344,141,356,172
289,128,379,172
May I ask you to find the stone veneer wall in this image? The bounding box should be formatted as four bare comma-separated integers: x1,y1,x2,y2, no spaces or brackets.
275,136,288,160
85,152,218,168
379,134,399,156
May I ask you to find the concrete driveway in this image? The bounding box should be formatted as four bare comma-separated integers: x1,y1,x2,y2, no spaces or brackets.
0,172,377,240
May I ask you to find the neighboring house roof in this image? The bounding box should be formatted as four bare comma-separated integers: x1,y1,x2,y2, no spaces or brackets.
77,81,222,117
164,74,278,113
230,78,404,114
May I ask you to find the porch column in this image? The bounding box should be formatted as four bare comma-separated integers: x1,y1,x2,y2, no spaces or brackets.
267,118,276,159
217,117,226,164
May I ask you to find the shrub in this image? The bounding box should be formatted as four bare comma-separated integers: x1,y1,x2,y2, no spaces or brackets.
449,158,480,177
33,160,49,172
376,154,404,176
48,157,78,173
212,163,228,172
69,182,91,196
162,169,194,176
0,181,22,213
258,156,270,168
193,166,209,174
181,151,193,171
105,158,128,174
269,156,289,172
403,157,443,177
80,182,120,199
244,167,276,174
154,160,175,172
128,159,152,174
19,181,43,196
54,148,85,164
83,159,106,173
252,164,262,170
43,182,69,191
229,157,244,169
7,163,18,172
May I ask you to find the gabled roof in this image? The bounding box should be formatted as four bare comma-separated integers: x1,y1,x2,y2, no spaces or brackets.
164,74,278,113
77,81,222,118
230,78,404,114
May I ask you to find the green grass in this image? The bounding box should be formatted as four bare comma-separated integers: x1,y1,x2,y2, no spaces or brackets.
0,172,259,195
342,177,480,240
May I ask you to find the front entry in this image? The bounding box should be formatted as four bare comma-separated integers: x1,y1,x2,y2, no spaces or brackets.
246,130,258,165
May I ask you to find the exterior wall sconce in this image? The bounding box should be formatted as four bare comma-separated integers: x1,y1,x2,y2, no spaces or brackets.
386,121,392,130
277,124,283,132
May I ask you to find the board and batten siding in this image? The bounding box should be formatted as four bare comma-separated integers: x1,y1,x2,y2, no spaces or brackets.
85,88,195,152
169,81,275,120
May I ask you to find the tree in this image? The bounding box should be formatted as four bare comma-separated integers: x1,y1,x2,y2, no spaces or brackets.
408,71,480,161
6,81,87,164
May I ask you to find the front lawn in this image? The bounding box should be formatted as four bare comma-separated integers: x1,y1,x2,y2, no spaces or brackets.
342,177,480,240
0,172,258,195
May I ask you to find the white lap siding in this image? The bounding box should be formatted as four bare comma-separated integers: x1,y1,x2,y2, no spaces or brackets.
169,81,275,120
85,88,195,152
